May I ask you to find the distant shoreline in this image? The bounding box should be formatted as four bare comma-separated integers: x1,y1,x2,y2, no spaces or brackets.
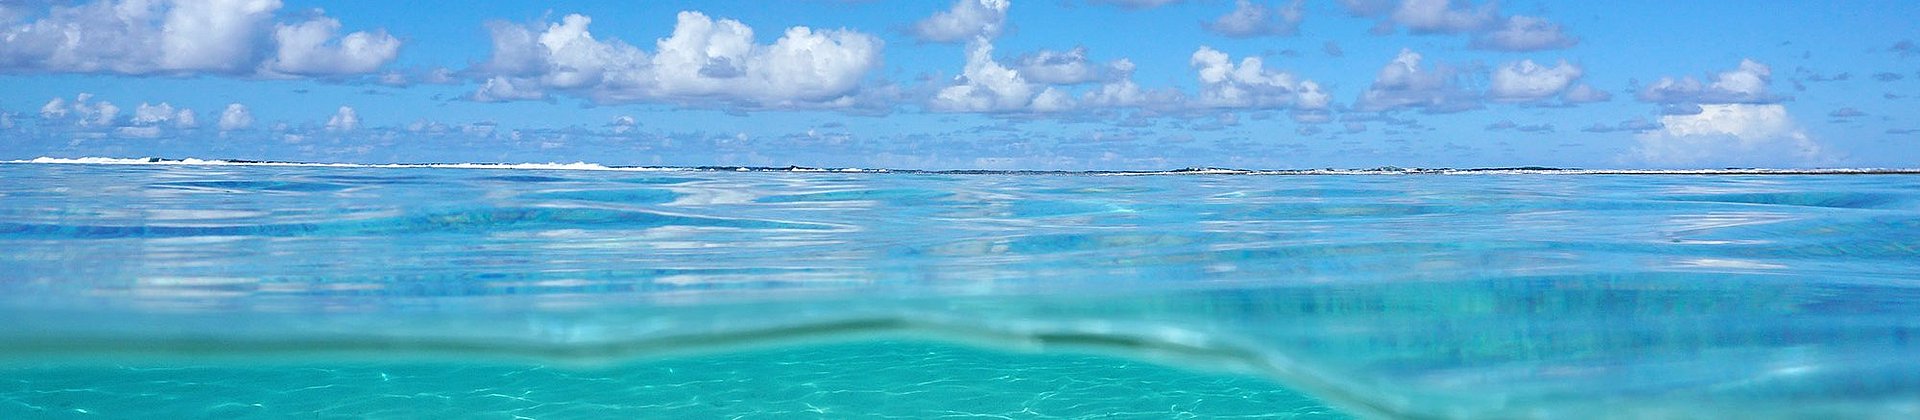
8,156,1920,175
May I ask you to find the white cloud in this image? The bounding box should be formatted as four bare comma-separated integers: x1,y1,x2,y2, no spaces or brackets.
131,102,197,128
930,40,1049,112
1029,88,1076,112
1204,0,1303,38
1012,47,1133,85
1561,83,1612,104
1190,46,1325,109
38,94,119,127
86,100,119,128
1487,59,1581,103
377,71,408,86
132,102,172,125
0,0,398,76
421,68,456,84
609,115,638,134
176,108,198,128
472,12,883,108
218,103,254,131
1354,48,1478,113
661,13,879,102
405,119,447,134
1638,59,1782,106
911,0,1010,43
1079,80,1152,108
160,0,278,72
1631,104,1826,167
472,76,551,102
1388,0,1496,34
1340,0,1574,51
262,16,401,76
1661,104,1796,139
1473,16,1576,51
0,1,168,74
39,98,70,120
325,106,359,132
927,40,1159,113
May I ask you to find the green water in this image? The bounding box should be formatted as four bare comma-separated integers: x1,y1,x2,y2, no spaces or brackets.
0,341,1347,418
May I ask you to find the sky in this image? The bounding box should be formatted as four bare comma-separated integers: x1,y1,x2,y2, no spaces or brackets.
0,0,1915,170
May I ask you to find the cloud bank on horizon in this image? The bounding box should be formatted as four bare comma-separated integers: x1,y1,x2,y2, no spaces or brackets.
0,0,1914,169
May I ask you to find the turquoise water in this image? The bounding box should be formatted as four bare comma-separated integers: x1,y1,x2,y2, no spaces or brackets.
3,162,1919,418
2,340,1344,418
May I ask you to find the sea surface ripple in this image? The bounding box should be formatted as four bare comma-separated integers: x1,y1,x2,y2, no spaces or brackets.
2,162,1918,418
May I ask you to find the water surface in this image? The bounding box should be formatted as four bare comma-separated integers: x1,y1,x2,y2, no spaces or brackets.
3,162,1918,418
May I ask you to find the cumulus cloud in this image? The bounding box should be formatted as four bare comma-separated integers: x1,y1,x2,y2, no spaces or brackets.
1637,59,1784,106
160,0,278,72
31,94,210,138
471,76,550,102
131,102,197,128
1354,48,1478,113
38,98,69,120
1631,104,1826,167
0,0,399,76
1079,79,1172,109
1487,59,1595,103
928,40,1160,113
929,41,1058,112
911,0,1010,43
1012,47,1133,85
1204,0,1303,38
261,16,401,76
218,103,254,131
1340,0,1574,51
1190,46,1327,111
39,94,119,127
325,106,359,132
471,12,883,108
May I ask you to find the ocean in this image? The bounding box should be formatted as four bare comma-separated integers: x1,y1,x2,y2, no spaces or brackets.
2,159,1917,418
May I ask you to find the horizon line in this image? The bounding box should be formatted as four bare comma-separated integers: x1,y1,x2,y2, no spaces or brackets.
8,156,1920,176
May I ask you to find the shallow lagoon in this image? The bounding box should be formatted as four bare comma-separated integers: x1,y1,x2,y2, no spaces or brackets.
3,162,1918,418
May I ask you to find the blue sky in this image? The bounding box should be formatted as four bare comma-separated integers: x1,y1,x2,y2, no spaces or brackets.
1,0,1915,169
